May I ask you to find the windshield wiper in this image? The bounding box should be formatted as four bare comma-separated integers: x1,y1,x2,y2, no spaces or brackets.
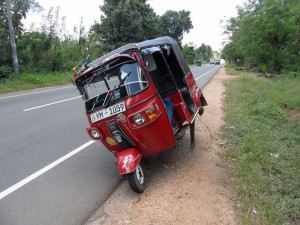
91,70,132,110
103,90,115,108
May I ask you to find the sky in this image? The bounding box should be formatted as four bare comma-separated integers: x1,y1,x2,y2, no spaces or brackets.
24,0,246,51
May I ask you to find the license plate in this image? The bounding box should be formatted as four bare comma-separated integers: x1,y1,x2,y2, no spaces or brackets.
90,102,126,123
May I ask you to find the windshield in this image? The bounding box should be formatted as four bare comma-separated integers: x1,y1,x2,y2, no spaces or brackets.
83,62,148,112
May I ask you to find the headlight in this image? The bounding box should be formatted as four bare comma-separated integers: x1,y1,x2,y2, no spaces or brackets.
133,114,145,125
90,129,100,139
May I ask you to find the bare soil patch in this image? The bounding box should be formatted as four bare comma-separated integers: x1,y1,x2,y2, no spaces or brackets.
86,67,239,225
284,108,300,124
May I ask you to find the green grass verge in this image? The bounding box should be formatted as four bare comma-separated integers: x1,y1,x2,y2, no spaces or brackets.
224,63,244,76
0,71,73,94
222,68,300,224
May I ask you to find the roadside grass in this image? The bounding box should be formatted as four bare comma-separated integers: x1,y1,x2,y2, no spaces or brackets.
0,71,73,94
222,68,300,225
224,63,243,76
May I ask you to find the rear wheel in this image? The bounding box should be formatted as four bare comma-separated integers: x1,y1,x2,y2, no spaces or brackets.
127,164,146,193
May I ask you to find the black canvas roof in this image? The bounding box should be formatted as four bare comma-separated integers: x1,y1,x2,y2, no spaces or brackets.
88,43,139,68
88,36,190,74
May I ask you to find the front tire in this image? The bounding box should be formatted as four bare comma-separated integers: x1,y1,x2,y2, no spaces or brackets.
127,164,146,193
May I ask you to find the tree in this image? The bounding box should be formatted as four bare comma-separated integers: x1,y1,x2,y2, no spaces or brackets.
182,44,195,64
89,0,194,57
18,6,89,72
194,43,213,63
160,10,193,45
0,0,41,77
222,0,300,73
4,0,19,77
91,0,162,52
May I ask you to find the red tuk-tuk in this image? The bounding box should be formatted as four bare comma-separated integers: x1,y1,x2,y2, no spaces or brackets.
73,36,207,192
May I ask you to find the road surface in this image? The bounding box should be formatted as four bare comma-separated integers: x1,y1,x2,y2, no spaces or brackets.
0,64,221,225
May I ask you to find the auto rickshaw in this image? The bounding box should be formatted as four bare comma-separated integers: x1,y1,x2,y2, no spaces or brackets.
73,36,207,193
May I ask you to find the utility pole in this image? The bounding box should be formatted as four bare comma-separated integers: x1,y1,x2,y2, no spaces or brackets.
5,0,20,77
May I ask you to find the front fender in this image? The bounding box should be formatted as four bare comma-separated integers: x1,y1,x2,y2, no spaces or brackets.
117,148,142,175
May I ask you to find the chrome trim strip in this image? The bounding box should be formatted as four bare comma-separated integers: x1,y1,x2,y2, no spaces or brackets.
126,93,158,110
190,107,200,124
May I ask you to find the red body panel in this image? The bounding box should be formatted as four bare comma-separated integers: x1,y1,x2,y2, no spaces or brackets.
117,148,142,174
87,81,175,157
186,71,199,106
165,91,193,122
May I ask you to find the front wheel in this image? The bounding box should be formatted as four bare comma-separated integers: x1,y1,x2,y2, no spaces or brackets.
127,164,146,193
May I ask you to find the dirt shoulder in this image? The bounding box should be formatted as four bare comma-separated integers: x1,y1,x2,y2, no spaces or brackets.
86,67,239,225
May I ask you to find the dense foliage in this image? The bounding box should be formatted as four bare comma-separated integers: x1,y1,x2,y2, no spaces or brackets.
182,43,213,64
0,0,41,77
1,0,209,79
93,0,162,51
222,0,300,73
160,10,193,44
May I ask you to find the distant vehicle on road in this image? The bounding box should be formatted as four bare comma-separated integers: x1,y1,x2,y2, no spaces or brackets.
210,58,215,64
215,59,220,65
196,61,202,66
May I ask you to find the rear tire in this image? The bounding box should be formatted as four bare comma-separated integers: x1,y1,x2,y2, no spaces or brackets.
127,164,146,193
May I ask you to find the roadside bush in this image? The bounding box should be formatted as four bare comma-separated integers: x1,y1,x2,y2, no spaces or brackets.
0,65,13,79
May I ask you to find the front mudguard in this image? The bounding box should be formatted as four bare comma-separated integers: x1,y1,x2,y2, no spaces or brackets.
117,148,142,175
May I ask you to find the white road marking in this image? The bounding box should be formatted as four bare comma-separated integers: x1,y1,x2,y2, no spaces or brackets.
195,67,218,80
0,140,95,200
0,86,73,100
23,96,81,111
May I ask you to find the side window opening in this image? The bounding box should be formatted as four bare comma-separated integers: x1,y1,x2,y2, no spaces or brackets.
148,51,177,97
161,45,186,89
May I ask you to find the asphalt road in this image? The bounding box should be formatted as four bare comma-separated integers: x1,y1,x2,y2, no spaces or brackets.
0,64,221,225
